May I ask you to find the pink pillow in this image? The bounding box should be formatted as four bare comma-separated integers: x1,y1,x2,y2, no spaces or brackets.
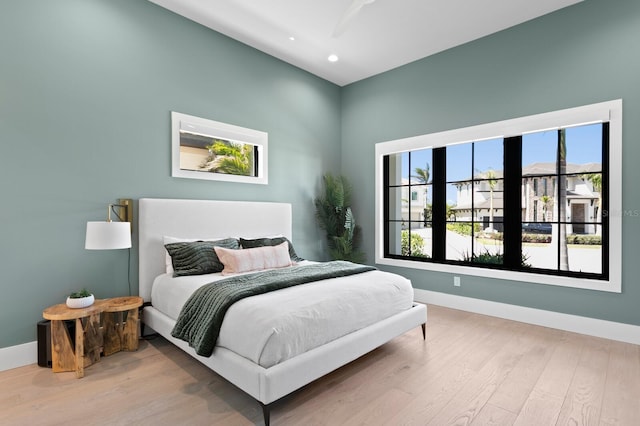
214,241,292,275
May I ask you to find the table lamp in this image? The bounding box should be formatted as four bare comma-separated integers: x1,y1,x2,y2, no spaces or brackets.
85,199,132,250
85,199,133,295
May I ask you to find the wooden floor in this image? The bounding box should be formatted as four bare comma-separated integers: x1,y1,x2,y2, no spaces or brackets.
1,305,639,425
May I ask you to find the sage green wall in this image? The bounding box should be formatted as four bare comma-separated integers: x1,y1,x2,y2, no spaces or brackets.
0,0,340,348
341,0,640,325
2,0,638,351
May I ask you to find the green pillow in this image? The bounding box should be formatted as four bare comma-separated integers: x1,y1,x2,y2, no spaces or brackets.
165,238,240,277
239,237,304,262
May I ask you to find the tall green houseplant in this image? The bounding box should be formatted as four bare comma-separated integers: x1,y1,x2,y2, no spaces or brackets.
314,174,364,263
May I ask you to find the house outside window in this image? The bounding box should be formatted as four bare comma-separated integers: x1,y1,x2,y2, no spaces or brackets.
375,100,622,293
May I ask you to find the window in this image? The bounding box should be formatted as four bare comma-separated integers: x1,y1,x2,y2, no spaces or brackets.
375,100,622,292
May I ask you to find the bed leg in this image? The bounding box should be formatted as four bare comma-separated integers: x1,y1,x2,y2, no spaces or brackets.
261,402,271,426
421,323,426,340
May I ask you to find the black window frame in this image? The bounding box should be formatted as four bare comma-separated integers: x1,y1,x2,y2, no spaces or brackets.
382,123,609,281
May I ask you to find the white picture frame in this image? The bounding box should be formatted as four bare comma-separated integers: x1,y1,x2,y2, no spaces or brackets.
171,111,268,185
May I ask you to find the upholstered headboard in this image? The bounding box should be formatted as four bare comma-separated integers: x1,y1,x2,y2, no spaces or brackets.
138,198,292,301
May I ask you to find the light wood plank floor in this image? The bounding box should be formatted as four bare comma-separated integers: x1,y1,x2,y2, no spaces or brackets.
1,305,639,425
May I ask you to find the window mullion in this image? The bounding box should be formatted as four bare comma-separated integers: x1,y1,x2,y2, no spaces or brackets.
432,147,446,260
471,143,475,260
503,136,522,268
383,155,390,257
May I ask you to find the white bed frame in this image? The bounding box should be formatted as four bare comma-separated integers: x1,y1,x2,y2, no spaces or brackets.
138,198,427,425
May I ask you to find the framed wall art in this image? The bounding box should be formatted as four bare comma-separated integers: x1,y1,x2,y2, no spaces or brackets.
171,111,268,185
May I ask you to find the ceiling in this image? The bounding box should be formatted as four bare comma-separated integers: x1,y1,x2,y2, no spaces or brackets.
147,0,583,86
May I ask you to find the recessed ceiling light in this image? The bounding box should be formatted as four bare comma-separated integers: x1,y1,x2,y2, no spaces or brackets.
327,54,339,62
289,36,295,41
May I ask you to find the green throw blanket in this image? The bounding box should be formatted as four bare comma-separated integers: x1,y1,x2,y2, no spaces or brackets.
171,261,376,357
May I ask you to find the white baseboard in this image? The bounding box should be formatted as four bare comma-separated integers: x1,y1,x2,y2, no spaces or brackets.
415,289,640,346
0,341,37,372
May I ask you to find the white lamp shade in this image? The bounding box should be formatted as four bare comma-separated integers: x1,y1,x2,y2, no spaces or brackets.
85,221,132,250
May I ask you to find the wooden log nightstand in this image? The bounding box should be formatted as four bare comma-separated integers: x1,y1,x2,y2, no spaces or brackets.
102,296,143,356
42,296,143,378
42,303,104,378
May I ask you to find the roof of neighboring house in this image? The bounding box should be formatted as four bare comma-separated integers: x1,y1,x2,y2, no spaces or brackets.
522,162,601,176
566,190,599,199
473,170,504,180
453,198,504,211
399,162,601,186
453,163,601,182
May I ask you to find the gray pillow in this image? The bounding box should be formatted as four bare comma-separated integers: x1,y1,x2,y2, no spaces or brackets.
165,238,240,276
239,236,304,262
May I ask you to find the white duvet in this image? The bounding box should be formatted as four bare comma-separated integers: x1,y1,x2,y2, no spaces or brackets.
151,262,414,368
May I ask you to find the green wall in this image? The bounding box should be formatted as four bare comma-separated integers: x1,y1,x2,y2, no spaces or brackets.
341,0,640,325
0,0,340,347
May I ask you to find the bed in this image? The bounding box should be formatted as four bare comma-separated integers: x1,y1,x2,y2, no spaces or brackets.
138,198,427,425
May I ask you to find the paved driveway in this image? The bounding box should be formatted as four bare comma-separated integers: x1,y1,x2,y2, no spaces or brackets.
411,227,602,274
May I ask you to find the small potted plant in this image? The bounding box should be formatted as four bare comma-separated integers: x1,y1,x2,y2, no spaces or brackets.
66,288,95,309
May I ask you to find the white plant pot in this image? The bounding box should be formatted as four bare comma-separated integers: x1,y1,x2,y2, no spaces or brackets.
66,294,95,309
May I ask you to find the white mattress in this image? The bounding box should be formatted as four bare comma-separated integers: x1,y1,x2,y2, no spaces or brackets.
151,262,414,368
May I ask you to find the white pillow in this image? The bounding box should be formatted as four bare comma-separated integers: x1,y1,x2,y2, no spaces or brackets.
214,241,292,275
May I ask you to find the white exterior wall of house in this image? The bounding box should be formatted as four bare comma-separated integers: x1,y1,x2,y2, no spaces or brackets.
453,180,504,229
522,175,599,234
454,170,600,235
455,182,473,212
566,177,600,235
400,180,429,227
523,176,557,222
